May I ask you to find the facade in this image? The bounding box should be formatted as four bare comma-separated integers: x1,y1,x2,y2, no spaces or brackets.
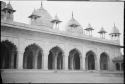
1,1,123,72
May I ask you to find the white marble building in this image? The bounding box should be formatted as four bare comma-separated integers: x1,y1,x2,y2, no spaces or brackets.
1,1,123,72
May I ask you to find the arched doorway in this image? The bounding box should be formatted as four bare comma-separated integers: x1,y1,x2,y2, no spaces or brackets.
23,43,43,69
116,63,120,71
85,51,96,70
0,40,17,69
48,46,63,70
68,49,81,70
100,52,109,70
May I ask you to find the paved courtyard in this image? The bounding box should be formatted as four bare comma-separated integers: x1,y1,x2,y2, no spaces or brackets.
1,70,124,83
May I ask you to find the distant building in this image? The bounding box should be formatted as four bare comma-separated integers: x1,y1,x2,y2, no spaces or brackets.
1,1,124,83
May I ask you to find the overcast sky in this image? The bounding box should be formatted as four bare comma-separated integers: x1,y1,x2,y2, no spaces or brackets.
3,0,124,53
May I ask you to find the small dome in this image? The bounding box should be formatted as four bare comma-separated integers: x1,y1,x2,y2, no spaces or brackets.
98,27,107,34
6,2,13,10
29,2,53,28
84,24,94,31
67,18,80,27
65,12,83,34
110,24,120,34
51,15,62,23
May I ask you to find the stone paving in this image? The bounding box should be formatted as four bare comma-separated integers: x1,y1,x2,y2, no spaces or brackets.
1,70,124,83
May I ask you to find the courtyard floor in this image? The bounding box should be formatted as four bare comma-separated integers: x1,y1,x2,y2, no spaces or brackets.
1,70,124,83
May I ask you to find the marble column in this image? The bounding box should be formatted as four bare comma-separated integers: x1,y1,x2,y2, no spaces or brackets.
43,49,49,70
17,51,24,69
80,56,84,70
63,51,68,70
96,54,100,71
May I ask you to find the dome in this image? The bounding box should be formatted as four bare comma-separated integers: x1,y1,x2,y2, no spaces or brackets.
98,27,107,34
51,15,62,23
110,24,120,34
84,24,94,31
29,2,53,28
65,13,83,34
67,18,80,27
6,2,13,10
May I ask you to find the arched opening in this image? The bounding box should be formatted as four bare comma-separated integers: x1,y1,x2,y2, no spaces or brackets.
68,49,81,70
100,52,109,70
0,40,17,69
85,51,96,70
48,46,63,70
116,63,120,71
23,43,43,69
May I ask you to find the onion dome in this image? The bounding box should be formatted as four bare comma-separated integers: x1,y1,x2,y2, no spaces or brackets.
84,24,94,31
98,27,107,34
2,2,16,12
109,24,120,35
28,2,53,28
65,12,83,34
51,14,62,24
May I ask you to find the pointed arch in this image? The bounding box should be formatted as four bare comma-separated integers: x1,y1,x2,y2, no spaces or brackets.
0,40,17,69
100,52,109,70
23,43,43,69
68,48,81,70
48,46,64,70
85,50,97,70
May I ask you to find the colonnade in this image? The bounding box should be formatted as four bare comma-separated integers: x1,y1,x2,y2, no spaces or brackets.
1,40,111,71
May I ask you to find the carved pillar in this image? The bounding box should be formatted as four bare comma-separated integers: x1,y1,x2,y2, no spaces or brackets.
63,51,68,70
80,56,84,70
43,49,49,70
18,51,24,69
96,54,100,71
82,51,86,70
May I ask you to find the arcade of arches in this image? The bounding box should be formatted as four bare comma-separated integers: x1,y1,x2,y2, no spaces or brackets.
0,40,123,71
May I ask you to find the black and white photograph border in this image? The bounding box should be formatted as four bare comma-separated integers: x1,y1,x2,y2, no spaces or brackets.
1,0,124,83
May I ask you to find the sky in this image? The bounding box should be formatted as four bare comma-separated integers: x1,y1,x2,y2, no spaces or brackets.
2,0,124,53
